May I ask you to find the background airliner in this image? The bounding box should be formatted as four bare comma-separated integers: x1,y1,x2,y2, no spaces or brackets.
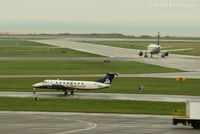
137,32,193,58
32,73,118,95
138,32,169,58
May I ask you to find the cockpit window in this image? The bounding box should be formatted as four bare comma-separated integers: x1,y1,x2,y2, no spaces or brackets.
44,80,48,83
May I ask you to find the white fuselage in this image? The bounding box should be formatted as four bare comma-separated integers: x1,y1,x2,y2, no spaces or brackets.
147,44,161,54
33,79,110,90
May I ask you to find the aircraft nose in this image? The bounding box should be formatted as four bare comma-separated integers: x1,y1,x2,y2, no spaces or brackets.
32,83,37,87
32,83,41,88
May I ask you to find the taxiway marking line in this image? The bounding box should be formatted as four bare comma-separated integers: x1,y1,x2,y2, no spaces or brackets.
32,115,97,134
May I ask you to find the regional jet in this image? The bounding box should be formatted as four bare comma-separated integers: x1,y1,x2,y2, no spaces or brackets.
32,73,118,95
137,32,193,58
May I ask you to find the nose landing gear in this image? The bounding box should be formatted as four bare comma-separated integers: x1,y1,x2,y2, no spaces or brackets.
33,87,39,104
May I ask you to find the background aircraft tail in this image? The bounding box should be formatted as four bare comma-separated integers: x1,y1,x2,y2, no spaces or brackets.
96,73,118,84
157,32,160,46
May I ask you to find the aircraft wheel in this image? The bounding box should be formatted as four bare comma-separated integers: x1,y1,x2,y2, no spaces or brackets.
192,123,200,129
71,90,74,95
64,91,68,95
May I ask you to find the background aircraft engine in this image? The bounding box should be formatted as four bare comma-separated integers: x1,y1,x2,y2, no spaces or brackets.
138,51,143,56
165,51,169,56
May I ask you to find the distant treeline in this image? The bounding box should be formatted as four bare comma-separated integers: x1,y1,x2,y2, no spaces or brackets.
57,33,132,38
0,33,199,40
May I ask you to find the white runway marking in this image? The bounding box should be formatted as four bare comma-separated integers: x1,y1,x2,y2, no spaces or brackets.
44,117,97,134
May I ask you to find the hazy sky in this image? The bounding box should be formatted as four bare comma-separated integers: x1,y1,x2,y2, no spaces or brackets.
0,0,199,36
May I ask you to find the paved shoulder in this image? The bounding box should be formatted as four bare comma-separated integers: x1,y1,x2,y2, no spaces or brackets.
1,92,200,102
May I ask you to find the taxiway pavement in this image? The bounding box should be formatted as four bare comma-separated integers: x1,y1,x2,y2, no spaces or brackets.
0,111,198,134
1,92,200,102
33,39,200,72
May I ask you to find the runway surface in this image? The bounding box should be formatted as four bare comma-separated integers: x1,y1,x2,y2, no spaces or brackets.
33,39,200,72
1,92,200,102
0,111,198,134
0,72,200,78
0,57,130,61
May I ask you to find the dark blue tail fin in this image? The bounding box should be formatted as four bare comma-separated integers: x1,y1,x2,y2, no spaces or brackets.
96,73,118,84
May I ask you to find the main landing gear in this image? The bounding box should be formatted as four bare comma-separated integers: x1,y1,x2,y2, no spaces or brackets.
71,90,74,95
144,52,148,58
64,91,68,95
144,53,153,58
64,90,74,95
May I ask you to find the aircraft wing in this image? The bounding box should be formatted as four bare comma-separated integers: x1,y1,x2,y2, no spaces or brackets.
162,48,193,52
161,46,173,49
51,84,68,90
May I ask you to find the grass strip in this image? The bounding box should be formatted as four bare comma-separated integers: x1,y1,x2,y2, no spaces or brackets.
0,97,185,115
0,60,183,75
0,40,101,57
0,77,199,96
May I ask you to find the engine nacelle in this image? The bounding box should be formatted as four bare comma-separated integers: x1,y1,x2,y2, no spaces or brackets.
165,51,169,56
138,51,143,56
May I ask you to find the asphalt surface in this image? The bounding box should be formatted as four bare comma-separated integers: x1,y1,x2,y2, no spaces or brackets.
1,92,200,102
33,39,200,72
0,111,198,134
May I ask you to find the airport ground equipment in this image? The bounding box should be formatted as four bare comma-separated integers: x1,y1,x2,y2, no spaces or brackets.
173,101,200,129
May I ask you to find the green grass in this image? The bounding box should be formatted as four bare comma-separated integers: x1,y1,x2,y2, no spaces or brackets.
0,37,55,40
0,60,182,75
0,77,199,96
0,40,101,57
0,97,185,115
81,41,200,56
90,77,200,95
